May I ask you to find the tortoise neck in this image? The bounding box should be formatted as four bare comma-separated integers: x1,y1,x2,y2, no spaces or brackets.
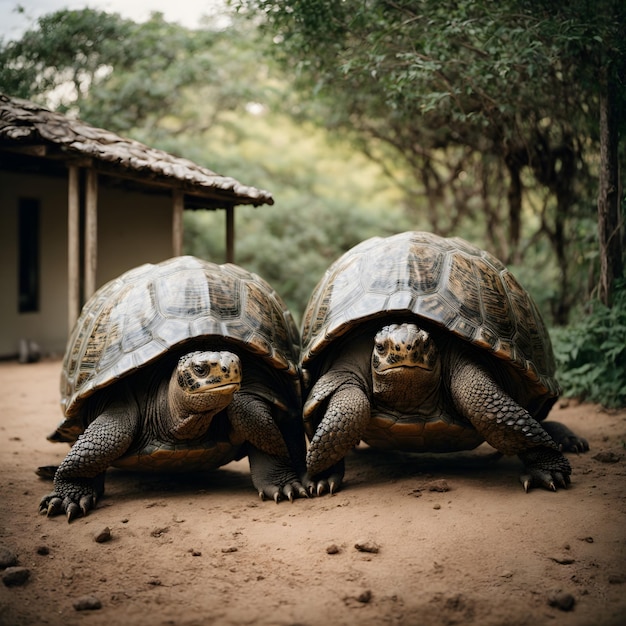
165,371,235,441
372,363,442,414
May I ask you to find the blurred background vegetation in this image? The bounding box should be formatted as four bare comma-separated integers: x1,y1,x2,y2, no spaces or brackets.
1,1,624,406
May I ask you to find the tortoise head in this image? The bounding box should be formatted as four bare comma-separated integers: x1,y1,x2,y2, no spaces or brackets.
170,350,242,439
371,323,441,411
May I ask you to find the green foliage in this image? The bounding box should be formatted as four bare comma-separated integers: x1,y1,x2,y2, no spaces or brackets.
182,112,408,320
235,0,626,322
2,4,620,337
0,9,228,135
0,9,133,102
551,280,626,408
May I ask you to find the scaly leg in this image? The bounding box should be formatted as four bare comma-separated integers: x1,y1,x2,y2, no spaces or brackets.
449,357,571,491
40,404,137,521
229,392,311,502
305,381,371,495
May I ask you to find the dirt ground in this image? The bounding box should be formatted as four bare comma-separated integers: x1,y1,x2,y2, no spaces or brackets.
1,358,625,626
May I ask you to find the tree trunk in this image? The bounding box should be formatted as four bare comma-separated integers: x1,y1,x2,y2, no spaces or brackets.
597,71,623,306
506,160,522,265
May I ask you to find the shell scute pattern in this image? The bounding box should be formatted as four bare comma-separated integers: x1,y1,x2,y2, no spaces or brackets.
156,268,214,319
301,231,558,398
445,252,484,324
61,256,300,418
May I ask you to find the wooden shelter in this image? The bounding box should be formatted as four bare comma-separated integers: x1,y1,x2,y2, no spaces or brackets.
0,93,274,358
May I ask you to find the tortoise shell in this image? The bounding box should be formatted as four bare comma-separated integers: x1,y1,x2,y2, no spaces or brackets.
301,231,559,400
61,256,301,418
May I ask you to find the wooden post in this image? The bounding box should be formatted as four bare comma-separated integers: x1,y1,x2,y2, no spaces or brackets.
67,166,80,331
172,190,184,257
226,206,235,263
84,169,98,300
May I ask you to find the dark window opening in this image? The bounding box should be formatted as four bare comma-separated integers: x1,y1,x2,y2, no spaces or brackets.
18,198,40,313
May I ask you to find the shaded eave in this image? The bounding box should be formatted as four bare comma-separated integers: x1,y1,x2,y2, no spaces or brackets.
0,93,274,210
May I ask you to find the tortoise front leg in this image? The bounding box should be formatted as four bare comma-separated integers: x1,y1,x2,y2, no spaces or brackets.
305,378,371,495
448,357,571,492
40,405,137,522
228,392,310,502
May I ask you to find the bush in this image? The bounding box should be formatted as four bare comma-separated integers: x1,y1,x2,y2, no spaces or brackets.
551,280,626,408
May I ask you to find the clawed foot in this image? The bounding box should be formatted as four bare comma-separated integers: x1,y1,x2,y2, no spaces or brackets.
559,436,589,454
541,420,589,454
519,467,571,492
249,448,313,503
35,465,58,479
39,474,104,522
518,447,572,492
39,487,99,522
257,477,310,503
307,460,345,497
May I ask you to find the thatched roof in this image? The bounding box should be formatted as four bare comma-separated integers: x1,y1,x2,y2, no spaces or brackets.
0,93,274,208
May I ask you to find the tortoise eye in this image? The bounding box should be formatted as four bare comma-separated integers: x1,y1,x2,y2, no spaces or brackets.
193,363,207,376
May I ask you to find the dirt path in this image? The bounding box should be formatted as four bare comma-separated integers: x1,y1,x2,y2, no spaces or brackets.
1,358,625,625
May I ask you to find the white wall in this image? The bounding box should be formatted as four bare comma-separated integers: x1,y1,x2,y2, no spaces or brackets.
0,172,68,357
97,186,173,286
0,171,175,358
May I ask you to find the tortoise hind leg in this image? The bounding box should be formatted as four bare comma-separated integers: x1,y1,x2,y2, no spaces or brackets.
448,355,572,492
541,420,589,453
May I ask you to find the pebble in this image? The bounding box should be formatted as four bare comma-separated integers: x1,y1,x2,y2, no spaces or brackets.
427,479,450,492
0,546,18,569
357,590,372,603
36,545,50,556
593,451,621,463
326,544,340,555
550,556,575,565
73,595,102,611
221,547,238,553
354,541,379,554
2,567,30,587
94,527,112,543
548,591,575,611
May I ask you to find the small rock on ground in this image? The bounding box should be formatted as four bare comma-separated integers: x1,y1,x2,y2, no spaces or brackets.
2,567,30,587
427,479,450,492
73,595,102,611
0,546,18,569
593,451,621,463
357,590,373,603
548,591,576,611
355,541,380,554
94,527,112,543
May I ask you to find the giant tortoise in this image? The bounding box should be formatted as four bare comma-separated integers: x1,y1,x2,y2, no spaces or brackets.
40,256,311,521
300,231,588,494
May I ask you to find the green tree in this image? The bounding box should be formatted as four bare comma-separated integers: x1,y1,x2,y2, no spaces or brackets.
0,8,259,139
234,0,626,321
0,7,406,317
